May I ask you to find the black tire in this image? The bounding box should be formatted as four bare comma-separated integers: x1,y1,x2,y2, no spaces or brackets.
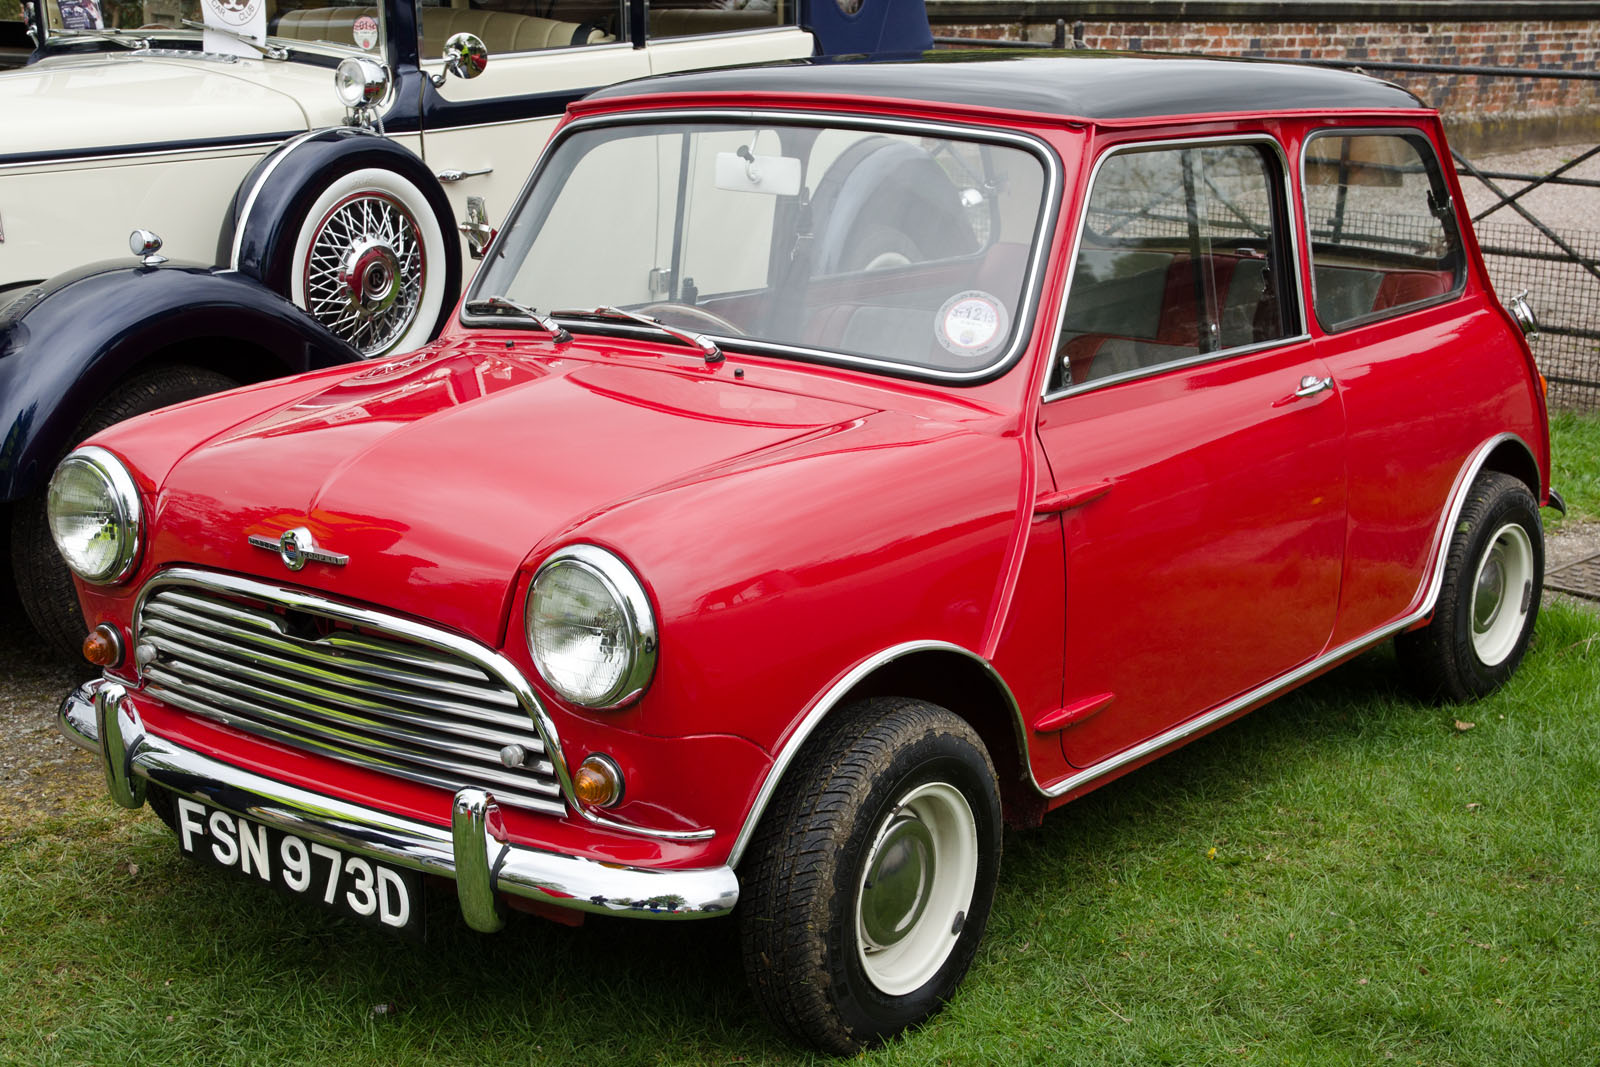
739,697,1002,1053
11,365,238,660
266,164,457,358
1396,470,1543,702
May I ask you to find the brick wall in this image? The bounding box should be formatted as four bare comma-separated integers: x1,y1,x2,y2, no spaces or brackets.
927,3,1600,151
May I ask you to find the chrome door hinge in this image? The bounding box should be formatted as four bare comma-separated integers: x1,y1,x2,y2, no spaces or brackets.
458,196,494,259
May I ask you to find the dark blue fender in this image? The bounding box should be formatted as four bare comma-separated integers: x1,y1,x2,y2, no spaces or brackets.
0,263,361,502
225,126,463,343
801,0,932,54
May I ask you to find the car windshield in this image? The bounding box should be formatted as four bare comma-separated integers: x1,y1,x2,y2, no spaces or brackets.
39,0,382,53
469,118,1051,379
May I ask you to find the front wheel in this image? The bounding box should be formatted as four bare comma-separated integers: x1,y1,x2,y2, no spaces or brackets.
1397,470,1544,701
284,167,453,358
739,698,1001,1053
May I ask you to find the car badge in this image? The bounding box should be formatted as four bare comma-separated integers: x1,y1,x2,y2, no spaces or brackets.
247,526,349,572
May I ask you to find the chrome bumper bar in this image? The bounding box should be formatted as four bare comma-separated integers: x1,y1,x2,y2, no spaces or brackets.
59,680,738,929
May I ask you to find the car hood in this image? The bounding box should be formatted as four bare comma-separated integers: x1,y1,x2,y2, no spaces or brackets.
138,342,881,644
0,53,338,155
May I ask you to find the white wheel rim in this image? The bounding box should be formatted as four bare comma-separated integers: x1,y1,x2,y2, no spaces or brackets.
1470,521,1535,667
854,781,978,997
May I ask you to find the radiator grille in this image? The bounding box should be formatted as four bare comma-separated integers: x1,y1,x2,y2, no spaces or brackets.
136,583,565,815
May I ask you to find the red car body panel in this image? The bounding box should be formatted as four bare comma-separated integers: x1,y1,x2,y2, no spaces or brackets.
70,66,1550,880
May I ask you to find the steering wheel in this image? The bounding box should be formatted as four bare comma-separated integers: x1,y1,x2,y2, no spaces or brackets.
642,302,746,336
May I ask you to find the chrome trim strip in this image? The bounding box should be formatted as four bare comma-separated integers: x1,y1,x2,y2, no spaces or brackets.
60,682,738,922
1033,433,1523,798
467,109,1064,385
0,136,289,171
1042,132,1309,403
726,639,1025,868
229,128,371,270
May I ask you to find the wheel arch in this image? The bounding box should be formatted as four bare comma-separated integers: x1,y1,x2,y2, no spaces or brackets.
1478,434,1542,500
727,641,1038,870
0,265,361,502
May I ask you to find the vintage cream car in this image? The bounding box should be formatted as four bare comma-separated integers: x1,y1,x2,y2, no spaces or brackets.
0,0,929,652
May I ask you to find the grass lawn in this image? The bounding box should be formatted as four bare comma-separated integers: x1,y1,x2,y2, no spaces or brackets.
4,415,1597,1066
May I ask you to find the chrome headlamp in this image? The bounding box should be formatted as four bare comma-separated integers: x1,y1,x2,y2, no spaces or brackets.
46,446,143,585
334,56,391,112
526,545,657,709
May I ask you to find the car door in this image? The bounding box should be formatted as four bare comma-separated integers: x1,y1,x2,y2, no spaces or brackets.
418,1,813,276
1035,136,1348,770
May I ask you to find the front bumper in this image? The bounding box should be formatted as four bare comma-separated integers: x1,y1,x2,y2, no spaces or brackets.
59,679,739,929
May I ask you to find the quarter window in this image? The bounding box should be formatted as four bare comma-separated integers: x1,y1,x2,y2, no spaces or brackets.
1053,142,1293,391
1303,132,1464,331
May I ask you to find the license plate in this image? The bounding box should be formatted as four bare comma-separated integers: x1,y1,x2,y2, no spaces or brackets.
172,795,423,937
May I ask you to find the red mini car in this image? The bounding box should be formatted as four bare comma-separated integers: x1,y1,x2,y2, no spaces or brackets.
53,54,1558,1051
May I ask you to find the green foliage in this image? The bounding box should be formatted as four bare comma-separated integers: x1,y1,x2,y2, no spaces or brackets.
5,601,1599,1065
0,0,22,22
1550,410,1600,522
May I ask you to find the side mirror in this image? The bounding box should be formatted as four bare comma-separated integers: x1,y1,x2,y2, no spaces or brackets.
433,33,488,87
1507,289,1540,339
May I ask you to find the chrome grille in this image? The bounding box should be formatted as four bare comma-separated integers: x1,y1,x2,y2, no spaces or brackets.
136,582,566,816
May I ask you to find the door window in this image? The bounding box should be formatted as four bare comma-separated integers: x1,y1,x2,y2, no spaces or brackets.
417,0,619,58
1302,131,1464,331
1052,141,1294,392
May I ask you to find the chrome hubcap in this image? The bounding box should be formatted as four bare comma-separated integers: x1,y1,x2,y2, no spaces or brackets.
859,813,935,950
1469,522,1535,667
304,192,425,357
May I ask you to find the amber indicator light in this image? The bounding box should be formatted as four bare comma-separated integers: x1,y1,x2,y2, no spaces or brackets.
573,756,623,808
82,624,123,667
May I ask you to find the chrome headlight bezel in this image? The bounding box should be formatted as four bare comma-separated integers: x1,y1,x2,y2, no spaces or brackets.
333,55,391,111
46,445,143,585
525,544,657,710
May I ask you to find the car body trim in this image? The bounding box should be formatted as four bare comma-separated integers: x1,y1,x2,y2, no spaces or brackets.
59,681,738,921
1033,431,1530,798
228,128,363,271
725,639,1026,868
0,133,298,170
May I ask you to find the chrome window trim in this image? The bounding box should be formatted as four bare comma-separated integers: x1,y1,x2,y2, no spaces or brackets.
1041,132,1309,403
1299,125,1469,334
464,108,1064,385
133,566,578,805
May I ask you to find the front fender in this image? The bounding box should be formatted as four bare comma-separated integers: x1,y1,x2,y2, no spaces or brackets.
0,263,360,501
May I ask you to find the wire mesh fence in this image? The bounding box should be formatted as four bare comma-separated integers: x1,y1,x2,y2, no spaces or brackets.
1473,220,1600,412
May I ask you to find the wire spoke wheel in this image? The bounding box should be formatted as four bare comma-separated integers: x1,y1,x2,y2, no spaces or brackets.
301,190,426,356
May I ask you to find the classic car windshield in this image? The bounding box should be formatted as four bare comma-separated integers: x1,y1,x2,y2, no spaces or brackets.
41,0,382,51
470,119,1050,377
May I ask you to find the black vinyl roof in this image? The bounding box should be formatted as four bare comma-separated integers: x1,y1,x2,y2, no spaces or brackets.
586,51,1426,120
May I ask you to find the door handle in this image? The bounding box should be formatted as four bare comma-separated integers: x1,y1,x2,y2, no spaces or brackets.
437,167,493,183
1293,375,1334,398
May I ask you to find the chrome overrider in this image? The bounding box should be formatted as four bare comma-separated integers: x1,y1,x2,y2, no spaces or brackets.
59,680,739,928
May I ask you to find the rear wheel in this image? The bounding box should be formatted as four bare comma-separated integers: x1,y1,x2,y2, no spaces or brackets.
12,365,238,660
739,698,1001,1053
1397,470,1543,701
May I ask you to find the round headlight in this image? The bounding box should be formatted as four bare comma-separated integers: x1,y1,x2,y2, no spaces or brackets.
46,446,143,585
526,545,656,709
334,56,390,110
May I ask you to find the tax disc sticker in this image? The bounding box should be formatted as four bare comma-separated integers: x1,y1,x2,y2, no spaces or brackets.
936,291,1008,359
353,15,379,50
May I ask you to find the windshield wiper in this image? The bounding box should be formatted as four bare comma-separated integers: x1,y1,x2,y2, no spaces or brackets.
52,27,150,49
463,296,572,344
179,19,288,59
549,306,723,365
